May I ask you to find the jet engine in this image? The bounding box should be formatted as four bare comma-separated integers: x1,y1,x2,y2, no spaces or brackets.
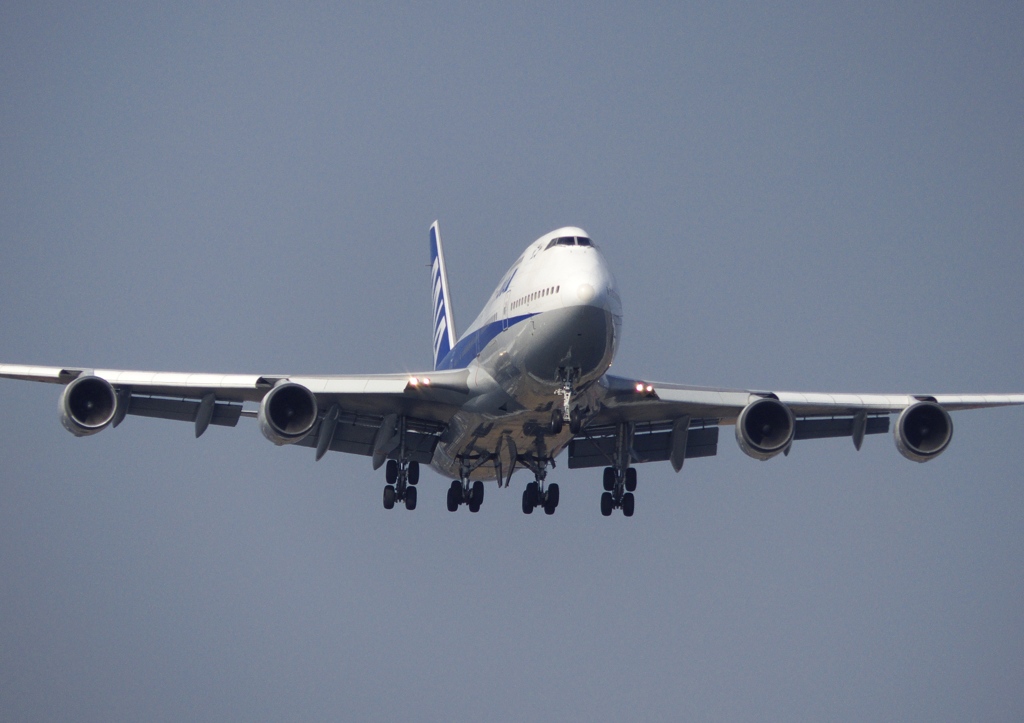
258,382,318,445
894,401,953,462
59,375,119,437
736,397,796,460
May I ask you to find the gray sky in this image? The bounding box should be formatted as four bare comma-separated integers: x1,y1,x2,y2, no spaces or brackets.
2,3,1022,721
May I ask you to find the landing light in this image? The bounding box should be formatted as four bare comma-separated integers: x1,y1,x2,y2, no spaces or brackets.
409,376,431,387
635,383,653,393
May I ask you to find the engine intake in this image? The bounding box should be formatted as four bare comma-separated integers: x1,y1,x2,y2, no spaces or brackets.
736,397,795,460
258,382,318,445
895,401,953,462
59,375,118,437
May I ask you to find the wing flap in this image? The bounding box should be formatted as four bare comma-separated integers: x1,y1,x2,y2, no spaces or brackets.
125,395,243,427
794,415,889,441
292,410,442,463
568,422,719,469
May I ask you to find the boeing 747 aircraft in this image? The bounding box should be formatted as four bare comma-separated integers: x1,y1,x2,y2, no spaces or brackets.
2,222,1022,517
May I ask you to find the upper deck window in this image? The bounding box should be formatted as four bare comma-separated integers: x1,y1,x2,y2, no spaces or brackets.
545,236,594,250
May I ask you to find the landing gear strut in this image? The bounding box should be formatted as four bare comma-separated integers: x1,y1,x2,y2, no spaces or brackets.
555,367,585,434
382,459,419,511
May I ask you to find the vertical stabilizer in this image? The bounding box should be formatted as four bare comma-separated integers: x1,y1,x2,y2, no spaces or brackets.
430,221,458,370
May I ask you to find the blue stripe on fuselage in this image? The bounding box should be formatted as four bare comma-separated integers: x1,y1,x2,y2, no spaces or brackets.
434,312,537,370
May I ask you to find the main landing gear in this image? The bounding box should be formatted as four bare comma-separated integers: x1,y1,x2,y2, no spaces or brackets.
446,456,489,512
599,422,638,517
447,478,485,512
383,459,419,511
519,457,560,515
600,466,636,517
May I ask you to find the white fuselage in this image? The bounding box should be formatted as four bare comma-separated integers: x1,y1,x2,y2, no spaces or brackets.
431,227,622,481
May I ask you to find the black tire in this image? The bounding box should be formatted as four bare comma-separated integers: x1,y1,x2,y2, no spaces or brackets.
569,408,581,434
549,409,563,435
385,459,398,485
522,488,534,514
471,480,484,507
625,467,637,492
525,481,539,508
446,486,459,512
405,485,417,511
603,467,615,491
622,492,635,517
547,482,560,508
468,501,480,513
408,461,420,485
383,485,396,510
600,491,613,517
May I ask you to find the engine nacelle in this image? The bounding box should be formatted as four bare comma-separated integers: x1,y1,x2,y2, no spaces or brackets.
59,375,118,437
258,382,318,445
736,397,796,461
894,401,953,463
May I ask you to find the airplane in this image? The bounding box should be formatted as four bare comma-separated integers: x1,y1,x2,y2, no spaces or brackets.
2,221,1022,517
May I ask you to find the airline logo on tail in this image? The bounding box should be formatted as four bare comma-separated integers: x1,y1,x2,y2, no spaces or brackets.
430,221,457,370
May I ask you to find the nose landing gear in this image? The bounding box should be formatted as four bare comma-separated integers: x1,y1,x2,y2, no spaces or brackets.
555,367,586,435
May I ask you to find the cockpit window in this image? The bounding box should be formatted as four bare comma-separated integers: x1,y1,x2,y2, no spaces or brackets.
545,236,594,249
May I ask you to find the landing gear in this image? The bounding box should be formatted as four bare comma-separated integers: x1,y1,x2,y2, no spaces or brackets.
520,462,560,516
599,424,639,517
555,367,587,435
447,476,485,512
600,468,637,517
600,466,637,517
382,459,420,511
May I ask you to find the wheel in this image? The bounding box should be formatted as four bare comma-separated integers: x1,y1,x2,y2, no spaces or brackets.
547,482,560,508
603,467,615,491
543,497,556,515
522,488,534,514
622,492,635,517
446,486,459,512
383,485,396,510
569,407,582,434
408,461,420,485
549,409,563,434
405,485,417,510
471,480,484,507
625,467,637,492
525,481,539,508
385,459,398,485
468,501,480,513
600,491,613,516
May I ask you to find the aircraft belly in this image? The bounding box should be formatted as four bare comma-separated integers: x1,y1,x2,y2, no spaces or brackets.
429,304,616,482
430,407,574,482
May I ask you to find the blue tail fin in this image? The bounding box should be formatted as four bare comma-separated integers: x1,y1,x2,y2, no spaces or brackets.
430,221,457,370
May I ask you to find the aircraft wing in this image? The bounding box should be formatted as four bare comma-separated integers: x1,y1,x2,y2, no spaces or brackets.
0,363,469,465
569,373,1024,471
